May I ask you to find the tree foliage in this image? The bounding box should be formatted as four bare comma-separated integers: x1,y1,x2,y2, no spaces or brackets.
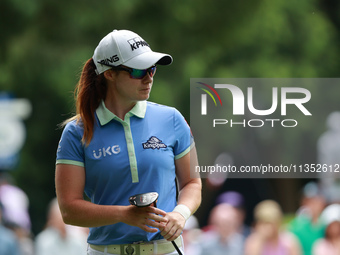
1,0,339,234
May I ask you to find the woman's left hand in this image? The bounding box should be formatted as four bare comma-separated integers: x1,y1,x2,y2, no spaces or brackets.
159,211,186,241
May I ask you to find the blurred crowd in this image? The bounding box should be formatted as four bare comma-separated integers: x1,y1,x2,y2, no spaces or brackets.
1,172,340,255
0,172,88,255
180,112,340,255
183,182,340,255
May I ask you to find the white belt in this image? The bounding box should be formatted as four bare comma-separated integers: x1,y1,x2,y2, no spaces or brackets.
89,236,182,255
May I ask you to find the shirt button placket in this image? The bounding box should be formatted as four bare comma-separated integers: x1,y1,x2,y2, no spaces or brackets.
123,119,139,183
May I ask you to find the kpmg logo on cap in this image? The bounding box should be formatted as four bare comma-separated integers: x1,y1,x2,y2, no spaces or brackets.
128,37,150,51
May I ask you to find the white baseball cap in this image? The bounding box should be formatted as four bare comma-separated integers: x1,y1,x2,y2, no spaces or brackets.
93,29,173,75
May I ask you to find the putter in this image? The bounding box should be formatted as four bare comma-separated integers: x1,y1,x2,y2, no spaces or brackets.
129,192,183,255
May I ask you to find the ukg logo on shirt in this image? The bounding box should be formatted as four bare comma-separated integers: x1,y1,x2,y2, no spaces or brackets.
93,145,121,159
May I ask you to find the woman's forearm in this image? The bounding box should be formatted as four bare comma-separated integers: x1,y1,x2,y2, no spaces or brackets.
177,178,202,215
59,198,126,227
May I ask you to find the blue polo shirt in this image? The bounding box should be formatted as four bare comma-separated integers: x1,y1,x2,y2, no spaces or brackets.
56,100,193,245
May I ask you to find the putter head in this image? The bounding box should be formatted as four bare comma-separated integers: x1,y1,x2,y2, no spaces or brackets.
129,192,159,207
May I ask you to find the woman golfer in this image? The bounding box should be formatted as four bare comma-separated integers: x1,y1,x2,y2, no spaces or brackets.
55,29,201,255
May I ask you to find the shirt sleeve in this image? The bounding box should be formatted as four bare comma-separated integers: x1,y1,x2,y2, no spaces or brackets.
173,109,195,160
56,121,85,167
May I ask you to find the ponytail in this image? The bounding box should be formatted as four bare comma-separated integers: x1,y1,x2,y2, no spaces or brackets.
65,58,107,145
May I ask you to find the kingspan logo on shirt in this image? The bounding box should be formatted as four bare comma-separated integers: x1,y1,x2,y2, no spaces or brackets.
142,136,167,150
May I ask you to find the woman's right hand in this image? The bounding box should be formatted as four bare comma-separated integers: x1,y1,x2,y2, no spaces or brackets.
123,205,168,233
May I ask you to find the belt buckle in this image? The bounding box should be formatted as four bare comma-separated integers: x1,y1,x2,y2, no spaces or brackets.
122,244,140,255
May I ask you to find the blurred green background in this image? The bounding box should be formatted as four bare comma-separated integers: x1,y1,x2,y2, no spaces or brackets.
1,0,339,235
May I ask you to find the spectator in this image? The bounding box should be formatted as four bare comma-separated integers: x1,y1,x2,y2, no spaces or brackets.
216,191,251,237
0,172,31,231
313,204,340,255
244,200,301,255
35,198,88,255
8,223,34,255
288,182,326,255
199,203,244,255
0,202,20,255
317,111,340,204
0,172,34,255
